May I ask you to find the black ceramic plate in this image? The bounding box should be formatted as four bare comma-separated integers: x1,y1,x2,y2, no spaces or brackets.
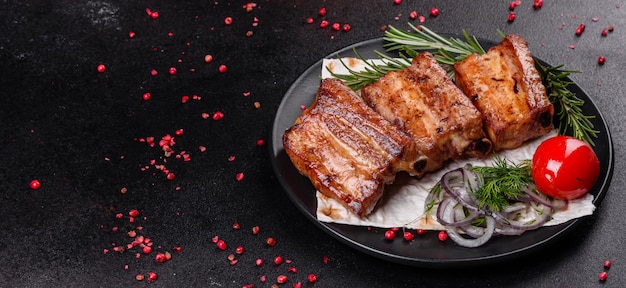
270,37,613,268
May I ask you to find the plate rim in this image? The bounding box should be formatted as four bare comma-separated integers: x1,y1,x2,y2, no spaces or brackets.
270,36,614,268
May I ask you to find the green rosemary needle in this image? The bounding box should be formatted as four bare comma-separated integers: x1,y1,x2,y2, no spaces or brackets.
328,49,411,91
535,63,599,146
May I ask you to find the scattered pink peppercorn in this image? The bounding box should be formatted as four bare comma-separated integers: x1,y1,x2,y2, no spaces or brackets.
394,0,402,5
236,173,244,181
598,55,606,65
169,67,177,75
342,24,351,32
332,23,340,31
430,7,439,17
166,172,175,180
277,275,288,284
143,246,152,254
129,209,140,217
533,0,543,9
604,260,612,269
252,226,260,235
575,24,586,36
409,10,418,19
508,12,516,22
218,64,228,73
147,272,158,283
308,273,317,283
212,111,224,121
151,69,158,76
181,95,189,103
599,271,608,281
235,246,244,254
384,229,396,240
320,20,329,28
135,274,144,281
224,17,233,25
150,11,159,19
266,237,277,247
142,92,151,101
318,7,327,16
155,252,167,263
438,231,448,241
217,239,227,250
403,231,414,241
601,28,608,36
256,258,264,266
256,139,266,146
97,64,106,73
29,179,41,190
608,25,614,32
274,255,283,265
129,31,136,38
417,229,425,235
305,17,314,24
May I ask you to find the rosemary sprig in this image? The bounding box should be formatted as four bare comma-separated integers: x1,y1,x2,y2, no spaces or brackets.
329,24,598,145
383,23,485,76
535,63,599,146
328,49,411,91
470,157,532,212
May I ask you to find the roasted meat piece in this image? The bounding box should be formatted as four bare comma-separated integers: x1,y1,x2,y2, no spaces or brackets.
454,34,554,151
282,78,427,217
360,52,492,173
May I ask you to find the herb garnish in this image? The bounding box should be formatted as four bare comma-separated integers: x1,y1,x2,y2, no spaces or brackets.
469,157,532,212
424,157,532,213
328,23,598,145
536,64,599,146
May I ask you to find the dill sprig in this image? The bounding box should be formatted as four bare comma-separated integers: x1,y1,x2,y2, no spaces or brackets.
535,63,599,146
328,24,598,145
470,157,532,212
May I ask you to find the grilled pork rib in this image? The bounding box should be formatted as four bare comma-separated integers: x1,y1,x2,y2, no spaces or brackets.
361,52,492,173
454,34,554,151
282,78,428,217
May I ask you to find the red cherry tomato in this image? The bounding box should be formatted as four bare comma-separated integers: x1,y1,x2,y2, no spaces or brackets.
531,136,600,200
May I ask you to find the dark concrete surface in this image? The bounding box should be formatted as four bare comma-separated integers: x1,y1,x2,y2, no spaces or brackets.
1,1,624,287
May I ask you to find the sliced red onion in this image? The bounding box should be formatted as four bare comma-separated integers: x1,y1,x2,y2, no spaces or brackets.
436,198,481,227
492,202,552,231
446,216,496,248
428,162,568,247
440,168,480,212
522,187,568,210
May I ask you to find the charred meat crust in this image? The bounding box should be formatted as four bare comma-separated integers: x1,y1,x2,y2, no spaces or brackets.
361,52,492,173
282,78,427,217
454,34,554,151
